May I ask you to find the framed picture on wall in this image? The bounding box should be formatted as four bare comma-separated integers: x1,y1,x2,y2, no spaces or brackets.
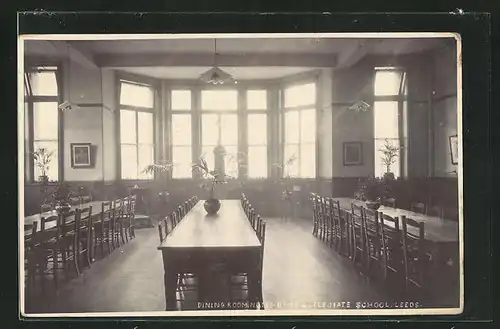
70,143,92,168
449,135,458,165
343,142,363,166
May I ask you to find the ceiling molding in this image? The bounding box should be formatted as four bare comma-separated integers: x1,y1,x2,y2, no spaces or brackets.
335,39,385,69
95,53,337,68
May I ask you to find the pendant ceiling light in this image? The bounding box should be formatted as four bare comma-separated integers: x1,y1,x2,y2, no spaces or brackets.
198,39,236,85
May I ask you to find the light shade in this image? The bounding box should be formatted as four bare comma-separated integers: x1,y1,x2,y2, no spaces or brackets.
198,67,236,85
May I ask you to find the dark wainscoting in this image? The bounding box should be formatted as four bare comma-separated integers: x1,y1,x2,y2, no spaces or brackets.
23,177,458,220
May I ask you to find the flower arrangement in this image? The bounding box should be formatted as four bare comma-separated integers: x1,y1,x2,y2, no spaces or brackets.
356,176,384,202
192,157,230,200
379,138,400,178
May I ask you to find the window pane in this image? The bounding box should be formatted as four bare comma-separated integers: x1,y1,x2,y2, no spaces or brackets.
121,145,138,179
374,101,399,138
172,146,192,178
201,114,219,146
172,114,192,146
33,102,58,140
120,82,154,108
300,143,316,178
201,90,237,110
171,90,191,110
221,114,238,146
284,144,299,177
300,109,316,143
374,70,402,96
33,141,58,181
248,146,267,178
284,83,316,107
224,145,239,177
248,114,267,145
284,111,299,144
120,110,137,144
247,90,267,110
200,146,215,171
138,112,153,144
375,138,400,178
29,71,58,96
138,145,154,179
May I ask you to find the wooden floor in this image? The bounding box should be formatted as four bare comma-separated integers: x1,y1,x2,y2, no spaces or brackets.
25,216,440,314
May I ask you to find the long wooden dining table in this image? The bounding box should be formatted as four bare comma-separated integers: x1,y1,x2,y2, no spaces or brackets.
158,199,263,311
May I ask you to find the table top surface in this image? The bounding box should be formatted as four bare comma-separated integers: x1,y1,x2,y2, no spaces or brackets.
333,198,459,243
159,200,262,249
24,200,105,226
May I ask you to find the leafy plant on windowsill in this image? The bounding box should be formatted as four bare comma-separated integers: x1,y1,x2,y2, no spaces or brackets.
142,160,174,189
272,154,298,201
31,147,54,205
379,138,401,180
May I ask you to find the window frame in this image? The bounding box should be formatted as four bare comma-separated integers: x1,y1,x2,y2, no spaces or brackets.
280,76,319,179
246,88,269,178
24,64,63,183
117,76,158,181
170,88,194,179
372,67,408,179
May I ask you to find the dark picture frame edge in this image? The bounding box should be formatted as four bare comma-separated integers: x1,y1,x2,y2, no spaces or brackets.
70,143,92,168
343,142,363,166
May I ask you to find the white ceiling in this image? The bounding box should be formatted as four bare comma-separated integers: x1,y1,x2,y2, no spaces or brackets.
116,66,314,80
70,37,445,55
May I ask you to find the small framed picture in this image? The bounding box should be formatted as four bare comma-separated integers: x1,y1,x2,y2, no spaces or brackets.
449,135,458,165
343,142,363,166
70,143,92,168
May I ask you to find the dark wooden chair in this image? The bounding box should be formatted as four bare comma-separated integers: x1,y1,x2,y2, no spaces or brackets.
158,217,168,243
76,206,93,270
331,199,348,256
410,202,426,215
401,215,429,298
362,207,383,279
93,201,113,258
350,203,367,270
57,210,80,278
379,213,403,295
112,198,126,247
24,222,38,296
26,215,60,296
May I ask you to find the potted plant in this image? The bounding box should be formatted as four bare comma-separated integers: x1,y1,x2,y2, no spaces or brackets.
272,154,298,201
192,157,230,215
357,176,384,210
379,138,400,180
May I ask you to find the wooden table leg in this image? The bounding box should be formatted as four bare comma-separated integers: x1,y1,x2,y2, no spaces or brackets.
162,252,178,311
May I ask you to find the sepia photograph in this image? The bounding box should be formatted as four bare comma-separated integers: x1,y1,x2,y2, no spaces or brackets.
19,33,462,317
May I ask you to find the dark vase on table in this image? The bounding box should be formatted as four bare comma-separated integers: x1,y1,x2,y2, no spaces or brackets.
204,198,221,215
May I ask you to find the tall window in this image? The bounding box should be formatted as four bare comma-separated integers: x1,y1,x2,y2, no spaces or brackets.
200,90,239,177
171,90,192,178
247,90,268,178
283,82,316,178
373,68,407,178
24,66,60,181
119,80,155,179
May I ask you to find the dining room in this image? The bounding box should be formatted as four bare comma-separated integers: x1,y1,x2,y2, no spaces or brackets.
20,34,461,316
